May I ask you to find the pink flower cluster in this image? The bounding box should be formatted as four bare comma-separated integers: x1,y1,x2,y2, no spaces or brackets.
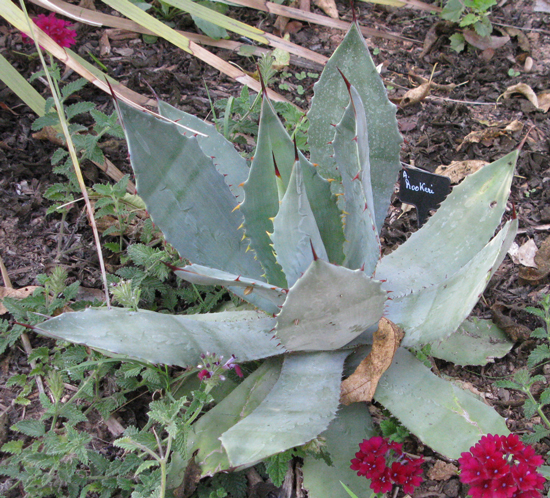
22,13,77,48
351,436,424,494
459,434,546,498
197,352,243,383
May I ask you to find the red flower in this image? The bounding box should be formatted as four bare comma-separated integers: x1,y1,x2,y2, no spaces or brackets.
22,13,77,48
351,436,424,494
459,434,546,498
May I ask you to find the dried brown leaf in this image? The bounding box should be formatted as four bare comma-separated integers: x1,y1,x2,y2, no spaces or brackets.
400,82,431,107
427,460,459,481
435,160,487,184
340,318,404,405
0,286,40,315
519,235,550,284
502,83,539,108
312,0,338,18
463,29,510,50
491,305,531,342
508,239,538,268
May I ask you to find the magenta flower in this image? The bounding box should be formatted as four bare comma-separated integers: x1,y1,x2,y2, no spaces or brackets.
22,13,77,48
197,352,243,383
351,436,424,494
459,434,546,498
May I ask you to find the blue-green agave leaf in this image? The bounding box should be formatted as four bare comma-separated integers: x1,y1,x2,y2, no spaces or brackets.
302,404,376,498
374,348,509,459
173,263,286,314
276,260,386,351
118,100,264,279
157,99,248,201
271,160,329,287
376,151,518,295
220,351,349,467
308,22,402,233
333,82,380,274
388,219,518,347
429,317,513,366
35,308,282,367
189,358,283,475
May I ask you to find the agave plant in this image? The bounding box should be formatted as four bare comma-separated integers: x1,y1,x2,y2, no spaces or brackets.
35,22,518,496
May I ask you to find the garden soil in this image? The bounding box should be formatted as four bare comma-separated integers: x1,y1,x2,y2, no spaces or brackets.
0,0,550,496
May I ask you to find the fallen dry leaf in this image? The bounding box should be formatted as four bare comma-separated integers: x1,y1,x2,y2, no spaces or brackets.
502,83,539,108
312,0,338,18
0,286,40,315
340,318,404,405
427,460,459,481
519,234,550,285
463,28,510,51
399,81,431,107
491,305,531,342
435,160,487,184
538,91,550,112
508,239,538,268
457,120,523,151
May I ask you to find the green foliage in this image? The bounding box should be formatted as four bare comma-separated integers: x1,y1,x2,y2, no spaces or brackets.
379,417,410,443
442,0,497,52
495,293,550,444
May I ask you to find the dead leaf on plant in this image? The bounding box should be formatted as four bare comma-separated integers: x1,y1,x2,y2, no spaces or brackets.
427,460,459,481
0,286,39,315
340,318,404,405
435,160,488,184
508,239,538,268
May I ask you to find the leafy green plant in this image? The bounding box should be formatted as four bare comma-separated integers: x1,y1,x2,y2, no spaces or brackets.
495,293,550,445
441,0,497,52
30,21,519,497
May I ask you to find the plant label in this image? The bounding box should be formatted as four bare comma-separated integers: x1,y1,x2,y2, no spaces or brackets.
398,167,451,227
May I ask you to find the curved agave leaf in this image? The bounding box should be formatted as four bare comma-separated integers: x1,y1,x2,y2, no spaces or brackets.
388,219,517,347
220,351,349,467
376,151,518,295
276,260,386,351
374,348,509,459
189,358,283,476
333,82,380,274
118,100,264,279
157,100,249,201
271,160,329,287
429,317,513,366
308,22,402,233
35,308,282,367
302,404,376,498
173,263,286,314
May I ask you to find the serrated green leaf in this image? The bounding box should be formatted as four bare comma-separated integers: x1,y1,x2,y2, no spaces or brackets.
271,160,328,287
1,440,24,454
12,419,46,437
429,317,513,365
522,426,550,445
157,100,248,202
265,450,293,487
530,327,547,339
118,100,264,280
527,344,550,368
35,308,283,367
302,404,375,498
374,348,509,459
64,101,96,120
376,151,517,295
523,398,537,419
308,22,402,233
333,82,380,274
221,351,348,468
387,219,517,347
276,260,386,351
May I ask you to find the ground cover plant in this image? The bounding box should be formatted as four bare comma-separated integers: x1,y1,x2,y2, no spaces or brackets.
12,17,542,497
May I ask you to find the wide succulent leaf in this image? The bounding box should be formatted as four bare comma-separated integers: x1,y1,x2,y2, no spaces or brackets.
376,150,518,295
388,219,517,347
374,348,509,459
118,100,264,279
308,22,402,233
333,82,380,274
35,308,282,367
189,358,283,476
276,260,386,351
157,99,248,202
302,404,376,498
429,317,513,366
220,351,349,467
174,263,286,314
271,160,329,287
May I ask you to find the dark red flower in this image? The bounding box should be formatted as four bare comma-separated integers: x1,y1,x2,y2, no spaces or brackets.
459,434,546,498
197,369,211,381
22,13,77,48
351,436,424,494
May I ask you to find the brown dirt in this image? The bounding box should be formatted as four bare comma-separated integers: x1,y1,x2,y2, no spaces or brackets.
1,0,550,496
